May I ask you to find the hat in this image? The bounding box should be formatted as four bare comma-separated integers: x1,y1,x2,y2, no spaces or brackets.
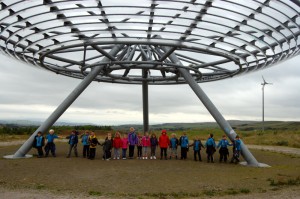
162,129,167,133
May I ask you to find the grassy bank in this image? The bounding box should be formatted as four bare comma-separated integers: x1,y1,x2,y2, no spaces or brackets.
1,121,300,148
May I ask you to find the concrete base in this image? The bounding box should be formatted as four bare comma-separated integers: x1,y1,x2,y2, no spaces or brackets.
240,161,271,167
3,154,33,159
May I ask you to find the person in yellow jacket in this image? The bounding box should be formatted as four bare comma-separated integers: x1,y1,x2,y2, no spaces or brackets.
88,131,100,160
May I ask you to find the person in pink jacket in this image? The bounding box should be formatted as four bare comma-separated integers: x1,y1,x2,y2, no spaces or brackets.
142,132,151,159
121,133,129,160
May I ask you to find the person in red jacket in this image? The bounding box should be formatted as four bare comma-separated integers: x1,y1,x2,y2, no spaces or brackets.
113,132,122,160
159,129,170,160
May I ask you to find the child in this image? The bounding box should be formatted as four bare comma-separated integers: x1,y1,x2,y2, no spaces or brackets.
128,127,138,159
66,130,79,158
150,133,158,159
159,129,169,160
205,133,216,163
112,131,122,159
81,131,90,158
121,133,129,159
142,132,151,159
169,133,179,159
102,133,113,160
45,129,59,157
217,135,232,163
88,131,100,160
190,136,204,161
230,135,241,164
137,132,143,159
33,131,45,158
179,132,189,160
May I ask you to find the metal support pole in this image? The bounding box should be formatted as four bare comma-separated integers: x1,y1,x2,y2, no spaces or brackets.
142,69,149,134
160,45,259,166
8,44,124,158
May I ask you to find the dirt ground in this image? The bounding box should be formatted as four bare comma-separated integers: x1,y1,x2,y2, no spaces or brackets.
0,142,299,199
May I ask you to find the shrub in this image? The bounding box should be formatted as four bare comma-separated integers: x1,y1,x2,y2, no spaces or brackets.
88,191,102,196
275,140,289,146
240,188,250,194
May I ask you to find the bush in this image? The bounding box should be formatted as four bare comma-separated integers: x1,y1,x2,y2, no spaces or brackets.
275,140,289,146
240,188,250,194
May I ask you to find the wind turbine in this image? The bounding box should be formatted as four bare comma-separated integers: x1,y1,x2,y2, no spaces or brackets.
261,76,272,132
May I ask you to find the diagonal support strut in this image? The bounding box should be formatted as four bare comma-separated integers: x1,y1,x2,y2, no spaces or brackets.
7,44,125,158
160,44,261,166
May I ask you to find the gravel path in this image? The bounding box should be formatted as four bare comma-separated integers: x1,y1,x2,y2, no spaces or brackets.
0,141,299,199
2,141,299,156
247,145,300,156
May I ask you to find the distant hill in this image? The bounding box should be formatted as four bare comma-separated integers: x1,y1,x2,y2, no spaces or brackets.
0,120,95,127
1,120,300,132
113,120,259,131
113,120,300,132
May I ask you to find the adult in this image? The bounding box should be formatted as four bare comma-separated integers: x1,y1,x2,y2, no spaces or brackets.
159,129,170,160
205,133,216,163
128,127,138,159
88,131,100,160
217,135,232,163
66,130,79,158
81,131,90,158
45,129,59,157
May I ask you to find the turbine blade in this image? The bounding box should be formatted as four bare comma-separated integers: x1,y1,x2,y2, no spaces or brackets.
262,75,266,83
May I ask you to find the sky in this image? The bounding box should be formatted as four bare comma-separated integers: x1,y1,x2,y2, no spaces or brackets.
0,53,299,125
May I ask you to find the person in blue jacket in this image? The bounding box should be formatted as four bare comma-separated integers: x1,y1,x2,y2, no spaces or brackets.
33,131,45,158
81,131,90,158
66,130,79,158
169,133,179,159
205,133,216,163
217,135,232,163
179,132,189,160
190,136,204,161
230,135,242,164
45,129,60,157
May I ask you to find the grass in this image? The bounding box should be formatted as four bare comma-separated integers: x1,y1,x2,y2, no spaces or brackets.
0,142,299,199
88,191,102,196
1,121,300,148
269,177,300,186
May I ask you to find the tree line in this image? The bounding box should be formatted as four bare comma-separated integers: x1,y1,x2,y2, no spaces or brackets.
0,124,112,135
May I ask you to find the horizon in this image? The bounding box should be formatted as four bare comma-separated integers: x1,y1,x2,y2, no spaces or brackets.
1,118,299,126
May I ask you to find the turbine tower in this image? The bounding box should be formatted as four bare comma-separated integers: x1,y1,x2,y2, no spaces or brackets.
261,76,272,133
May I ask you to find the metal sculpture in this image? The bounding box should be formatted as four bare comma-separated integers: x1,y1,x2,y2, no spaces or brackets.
1,0,299,166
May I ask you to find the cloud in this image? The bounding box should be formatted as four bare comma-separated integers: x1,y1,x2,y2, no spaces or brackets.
0,53,300,125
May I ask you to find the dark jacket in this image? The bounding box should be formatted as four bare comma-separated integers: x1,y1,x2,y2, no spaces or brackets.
32,136,45,148
150,137,158,146
89,135,100,148
190,140,204,151
66,134,78,145
102,138,113,151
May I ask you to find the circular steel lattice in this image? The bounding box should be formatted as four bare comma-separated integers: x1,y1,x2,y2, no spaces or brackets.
0,0,299,84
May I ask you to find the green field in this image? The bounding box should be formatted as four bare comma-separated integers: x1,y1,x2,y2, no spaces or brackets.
1,121,300,148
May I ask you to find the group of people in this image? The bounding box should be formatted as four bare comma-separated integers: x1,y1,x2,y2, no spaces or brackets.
33,127,242,163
